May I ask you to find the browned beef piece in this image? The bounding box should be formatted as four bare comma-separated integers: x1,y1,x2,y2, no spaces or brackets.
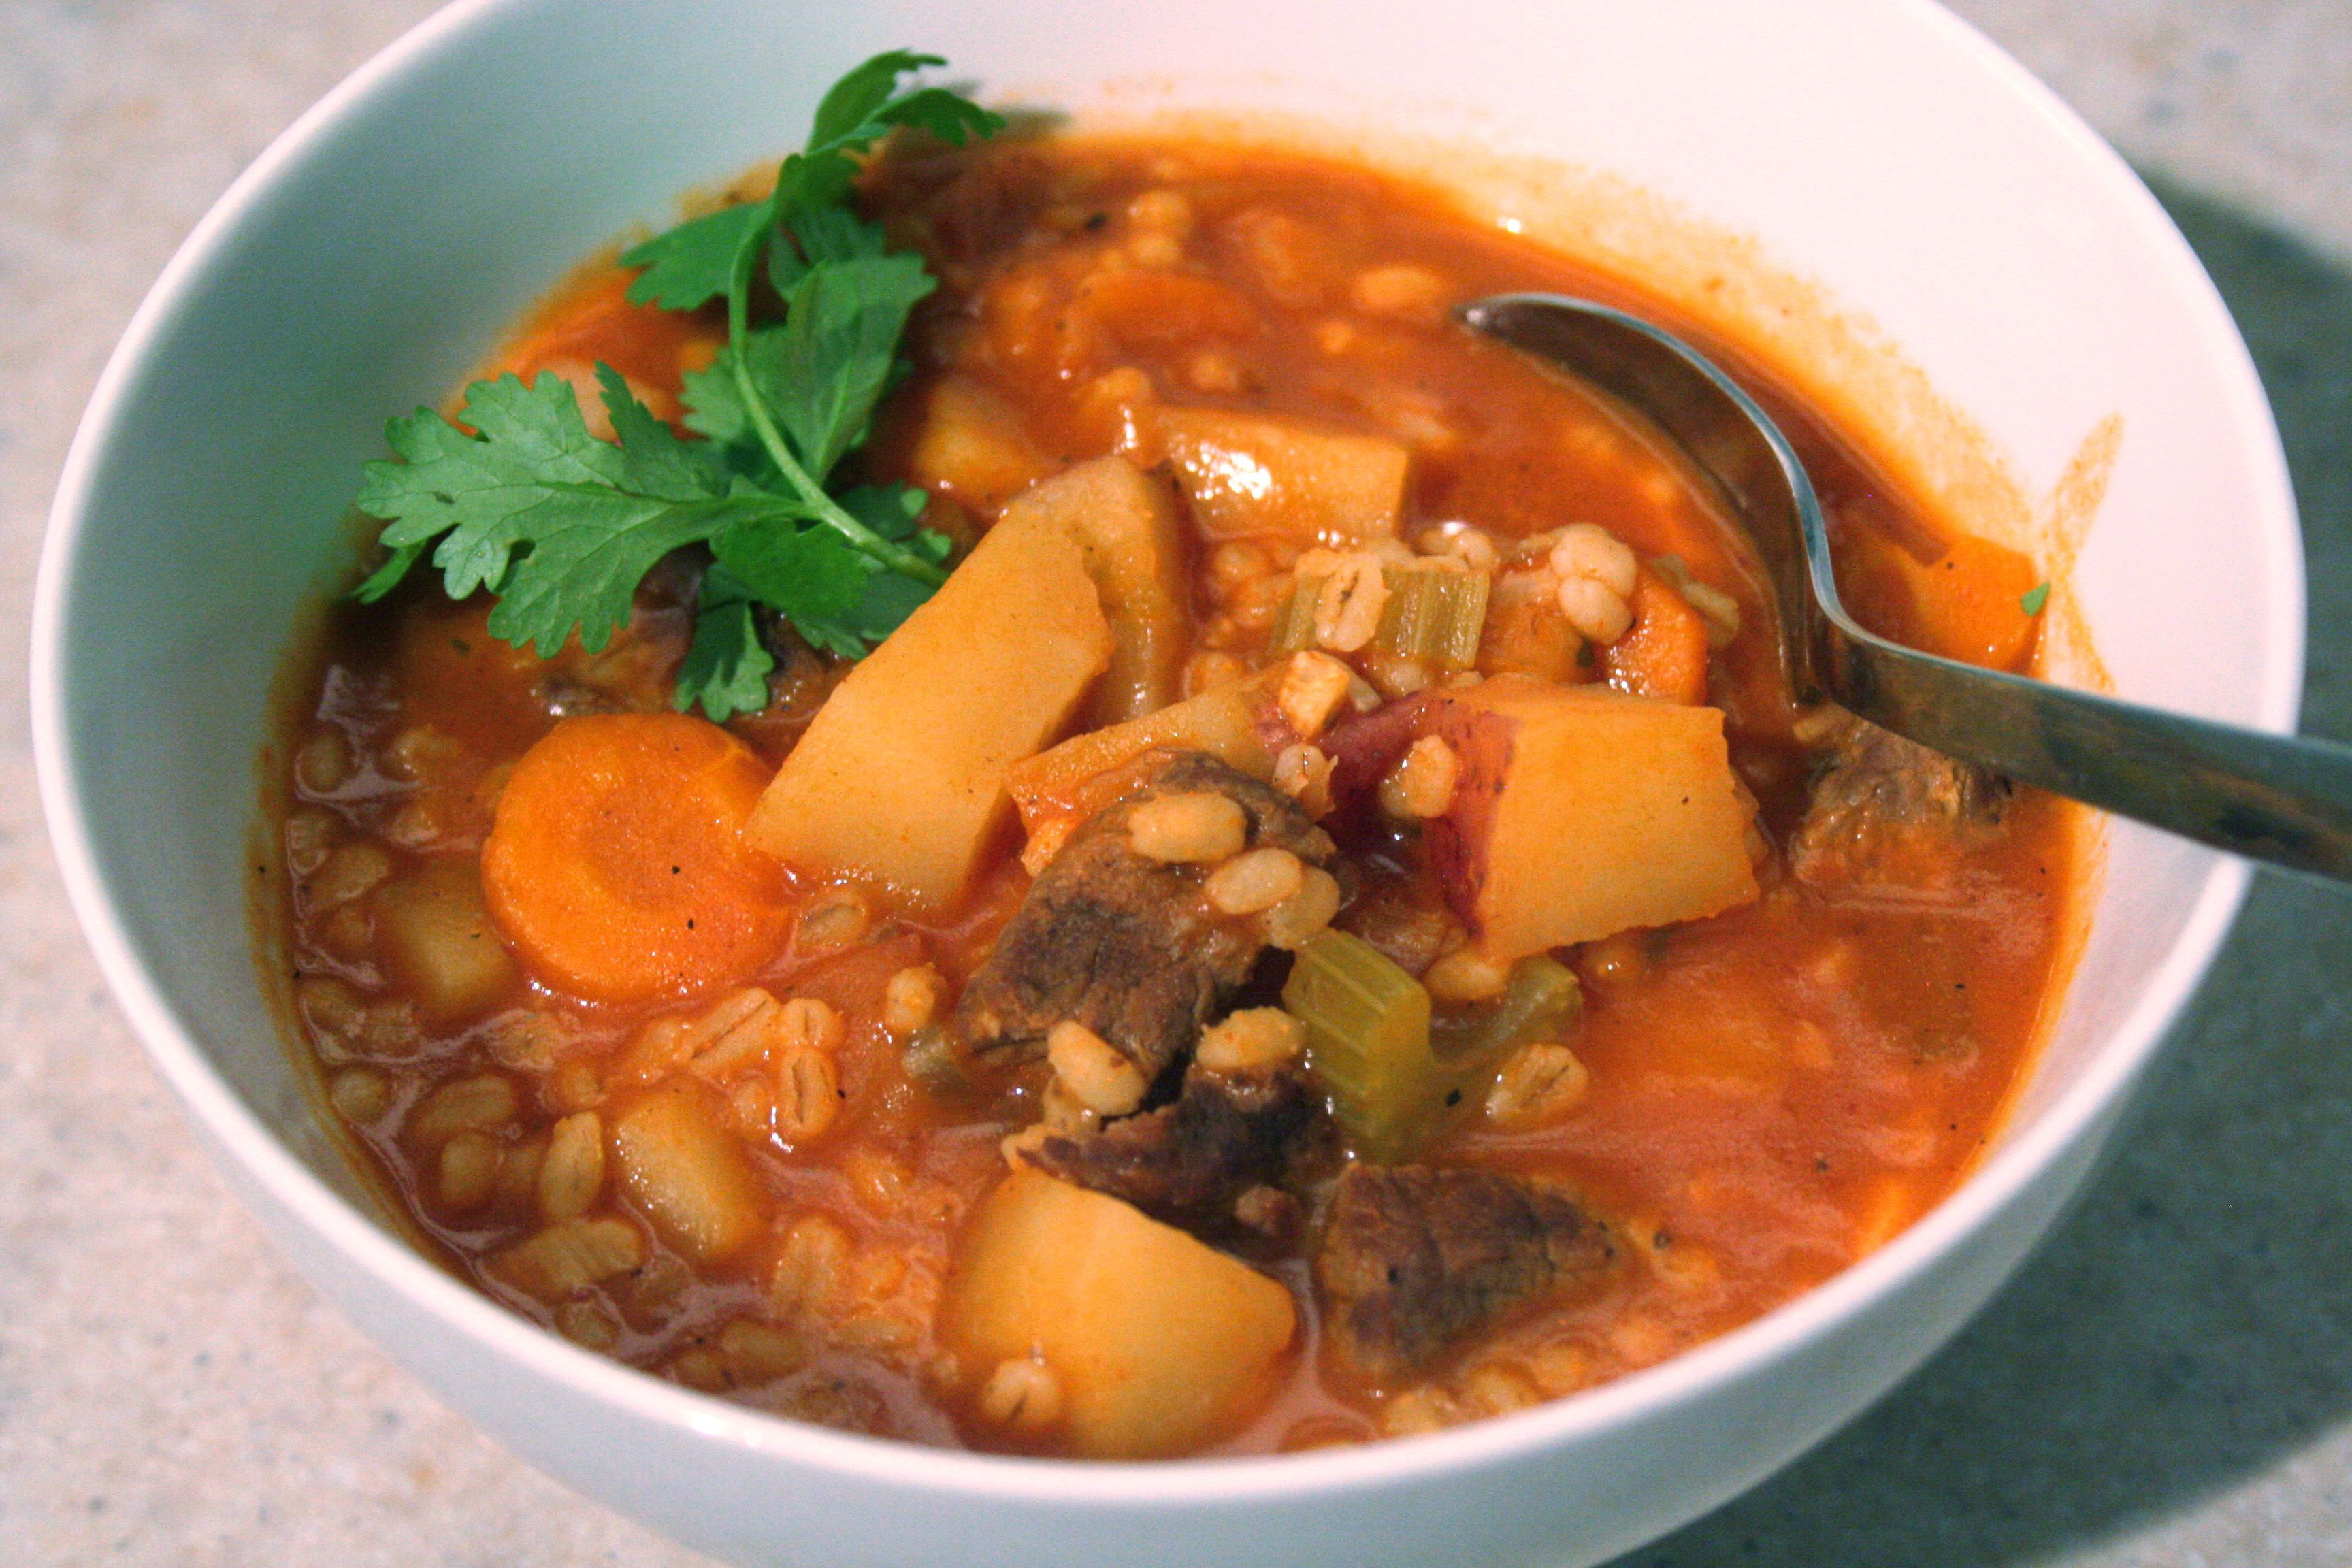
536,555,703,719
1020,1058,1316,1235
1316,1164,1616,1385
911,147,1058,265
1788,718,2010,893
955,751,1332,1081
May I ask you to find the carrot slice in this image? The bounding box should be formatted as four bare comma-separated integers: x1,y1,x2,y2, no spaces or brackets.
485,265,719,408
482,713,789,1003
1601,566,1710,704
1884,531,2042,670
1477,593,1582,684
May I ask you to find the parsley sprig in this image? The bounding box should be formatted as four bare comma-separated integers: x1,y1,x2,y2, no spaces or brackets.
350,50,1001,721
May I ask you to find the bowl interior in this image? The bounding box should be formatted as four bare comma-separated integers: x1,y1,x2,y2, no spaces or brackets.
35,0,2299,1534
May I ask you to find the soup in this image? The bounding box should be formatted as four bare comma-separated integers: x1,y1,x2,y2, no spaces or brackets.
266,59,2076,1460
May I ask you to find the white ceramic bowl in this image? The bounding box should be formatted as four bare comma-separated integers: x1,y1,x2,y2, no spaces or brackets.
31,1,2301,1565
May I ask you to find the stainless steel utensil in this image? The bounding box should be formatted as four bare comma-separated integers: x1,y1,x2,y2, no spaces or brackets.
1461,292,2352,883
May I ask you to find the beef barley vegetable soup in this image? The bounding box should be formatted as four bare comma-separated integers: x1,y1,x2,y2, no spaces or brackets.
265,52,2080,1460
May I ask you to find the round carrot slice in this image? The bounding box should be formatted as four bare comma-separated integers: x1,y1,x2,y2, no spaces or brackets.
482,713,789,1003
1601,566,1710,706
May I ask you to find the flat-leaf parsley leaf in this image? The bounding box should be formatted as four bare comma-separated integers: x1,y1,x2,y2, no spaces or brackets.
348,50,1000,717
355,369,811,656
675,563,777,723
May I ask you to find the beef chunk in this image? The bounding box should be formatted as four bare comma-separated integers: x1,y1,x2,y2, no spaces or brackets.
956,751,1331,1081
1316,1164,1615,1384
1788,717,2010,894
922,148,1058,265
1021,1058,1316,1235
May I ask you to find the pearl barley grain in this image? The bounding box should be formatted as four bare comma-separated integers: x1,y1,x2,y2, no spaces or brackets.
1196,1007,1307,1072
980,1358,1064,1435
1558,574,1634,644
1047,1020,1148,1117
1265,867,1343,949
1313,554,1389,652
1279,652,1355,739
1378,736,1460,820
884,966,946,1036
1128,791,1248,864
1549,523,1637,595
1205,847,1307,915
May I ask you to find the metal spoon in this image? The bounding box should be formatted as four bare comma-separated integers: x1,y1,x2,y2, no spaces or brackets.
1460,292,2352,883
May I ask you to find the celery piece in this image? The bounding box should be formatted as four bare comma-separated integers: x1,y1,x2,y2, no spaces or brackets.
1432,954,1583,1082
1268,575,1328,655
902,1023,968,1096
1283,930,1437,1161
1268,564,1488,668
1376,564,1491,670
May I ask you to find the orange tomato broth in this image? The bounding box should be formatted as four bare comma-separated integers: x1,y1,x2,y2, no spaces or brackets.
269,133,2076,1455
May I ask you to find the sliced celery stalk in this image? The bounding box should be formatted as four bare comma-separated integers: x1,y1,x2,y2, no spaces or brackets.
1432,954,1583,1081
1376,564,1491,670
1288,938,1583,1159
902,1023,968,1096
1283,929,1436,1161
1268,575,1328,655
1265,565,1489,669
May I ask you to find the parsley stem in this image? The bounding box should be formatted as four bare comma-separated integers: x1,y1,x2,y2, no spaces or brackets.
724,204,949,588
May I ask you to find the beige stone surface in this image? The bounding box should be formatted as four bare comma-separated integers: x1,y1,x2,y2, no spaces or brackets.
1,3,2346,1565
1,7,702,1563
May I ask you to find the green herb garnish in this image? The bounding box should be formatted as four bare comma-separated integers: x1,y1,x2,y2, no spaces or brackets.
350,50,1002,721
2020,582,2051,617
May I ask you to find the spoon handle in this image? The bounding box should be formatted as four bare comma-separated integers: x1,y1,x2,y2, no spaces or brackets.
1838,630,2352,883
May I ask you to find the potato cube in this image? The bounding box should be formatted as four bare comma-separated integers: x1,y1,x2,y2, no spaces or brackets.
1159,408,1407,544
907,376,1055,516
998,456,1192,724
746,502,1113,911
941,1172,1296,1458
1424,676,1758,957
608,1086,768,1266
372,858,517,1024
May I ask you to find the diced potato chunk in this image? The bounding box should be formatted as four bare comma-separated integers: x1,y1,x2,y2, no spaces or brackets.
998,457,1192,725
907,376,1056,517
1424,676,1758,957
1159,408,1407,544
746,504,1113,911
941,1172,1296,1458
608,1086,767,1265
372,858,517,1024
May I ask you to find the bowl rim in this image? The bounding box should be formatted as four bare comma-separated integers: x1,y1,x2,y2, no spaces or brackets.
30,0,2302,1512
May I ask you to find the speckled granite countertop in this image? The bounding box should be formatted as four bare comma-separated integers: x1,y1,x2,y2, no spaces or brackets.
4,3,2349,1563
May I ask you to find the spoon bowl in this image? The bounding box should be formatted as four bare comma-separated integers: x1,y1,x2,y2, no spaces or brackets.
1463,292,2352,884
